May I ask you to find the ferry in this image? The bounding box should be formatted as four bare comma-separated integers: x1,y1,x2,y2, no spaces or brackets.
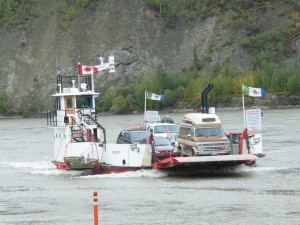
47,56,153,173
47,57,259,175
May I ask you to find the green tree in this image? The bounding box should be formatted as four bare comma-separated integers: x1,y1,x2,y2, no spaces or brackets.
193,44,202,71
287,74,300,94
212,76,233,101
0,91,12,116
166,1,177,28
156,64,167,92
0,0,34,30
253,64,272,89
110,95,131,114
98,87,117,112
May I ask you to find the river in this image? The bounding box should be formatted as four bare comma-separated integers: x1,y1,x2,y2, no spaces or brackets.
0,109,299,225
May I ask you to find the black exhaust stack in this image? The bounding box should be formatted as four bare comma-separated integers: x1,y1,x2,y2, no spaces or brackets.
201,84,213,113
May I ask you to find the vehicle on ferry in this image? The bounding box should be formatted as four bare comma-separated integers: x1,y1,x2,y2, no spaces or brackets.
147,123,179,146
178,113,230,157
151,136,180,162
116,128,150,144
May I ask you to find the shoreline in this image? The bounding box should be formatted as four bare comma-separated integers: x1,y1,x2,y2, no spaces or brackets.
95,104,299,117
0,104,299,120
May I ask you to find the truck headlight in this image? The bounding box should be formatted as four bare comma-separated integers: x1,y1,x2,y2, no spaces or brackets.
198,144,204,151
224,143,230,151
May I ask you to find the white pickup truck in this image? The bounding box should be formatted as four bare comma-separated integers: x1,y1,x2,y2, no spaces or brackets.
147,123,179,146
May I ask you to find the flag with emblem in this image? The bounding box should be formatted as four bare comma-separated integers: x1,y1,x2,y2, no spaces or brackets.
78,64,102,75
146,91,164,101
242,84,267,97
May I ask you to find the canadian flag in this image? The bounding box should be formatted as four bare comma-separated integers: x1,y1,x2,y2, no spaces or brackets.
78,64,101,75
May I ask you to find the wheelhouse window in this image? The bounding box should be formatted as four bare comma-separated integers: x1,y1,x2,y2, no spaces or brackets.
66,97,72,108
76,95,92,108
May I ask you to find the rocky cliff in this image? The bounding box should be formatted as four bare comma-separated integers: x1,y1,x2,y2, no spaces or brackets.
0,0,299,114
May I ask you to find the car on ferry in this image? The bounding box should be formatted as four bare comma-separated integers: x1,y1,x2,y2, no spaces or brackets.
147,123,179,146
151,136,180,161
116,128,150,144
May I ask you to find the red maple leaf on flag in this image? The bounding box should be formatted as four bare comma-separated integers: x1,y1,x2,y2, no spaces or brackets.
93,67,99,73
84,67,92,72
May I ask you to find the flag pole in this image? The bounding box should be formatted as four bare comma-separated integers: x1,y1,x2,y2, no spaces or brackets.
242,84,246,129
242,84,250,153
144,90,147,125
242,93,246,128
91,71,95,93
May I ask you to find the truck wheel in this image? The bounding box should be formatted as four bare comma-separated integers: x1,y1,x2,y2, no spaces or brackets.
179,145,185,157
192,149,195,156
181,151,186,157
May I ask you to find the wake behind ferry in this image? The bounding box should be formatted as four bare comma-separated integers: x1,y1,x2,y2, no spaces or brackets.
47,56,258,175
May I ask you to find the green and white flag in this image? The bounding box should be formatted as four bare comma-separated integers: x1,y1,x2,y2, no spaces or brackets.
242,84,267,97
146,91,164,101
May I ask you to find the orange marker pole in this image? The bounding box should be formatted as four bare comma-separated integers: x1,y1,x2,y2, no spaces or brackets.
93,192,99,225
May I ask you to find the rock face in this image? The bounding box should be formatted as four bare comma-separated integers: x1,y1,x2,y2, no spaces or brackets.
0,1,299,113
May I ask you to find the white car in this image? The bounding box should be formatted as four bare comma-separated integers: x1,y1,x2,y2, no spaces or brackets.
147,123,179,146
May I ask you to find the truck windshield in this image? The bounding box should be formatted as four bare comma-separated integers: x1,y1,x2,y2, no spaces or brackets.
154,125,179,134
130,131,150,143
195,128,225,137
153,137,171,146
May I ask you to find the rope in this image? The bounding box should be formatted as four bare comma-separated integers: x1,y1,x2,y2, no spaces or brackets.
64,139,72,169
54,125,67,162
73,130,101,170
85,131,101,169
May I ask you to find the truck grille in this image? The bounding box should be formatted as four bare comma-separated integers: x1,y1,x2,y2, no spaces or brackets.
200,143,227,152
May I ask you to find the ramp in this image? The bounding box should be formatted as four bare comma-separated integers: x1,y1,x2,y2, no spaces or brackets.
152,154,258,169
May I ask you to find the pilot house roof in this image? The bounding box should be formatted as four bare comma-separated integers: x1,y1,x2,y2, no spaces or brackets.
181,113,222,127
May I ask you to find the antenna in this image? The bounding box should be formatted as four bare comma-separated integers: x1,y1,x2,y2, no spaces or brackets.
60,56,63,76
99,57,104,65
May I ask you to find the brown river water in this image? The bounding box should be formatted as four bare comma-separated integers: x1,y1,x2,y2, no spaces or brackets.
0,109,299,225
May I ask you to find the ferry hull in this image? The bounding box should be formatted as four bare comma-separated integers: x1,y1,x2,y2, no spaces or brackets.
152,154,258,175
53,153,257,174
53,157,99,170
94,164,151,174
